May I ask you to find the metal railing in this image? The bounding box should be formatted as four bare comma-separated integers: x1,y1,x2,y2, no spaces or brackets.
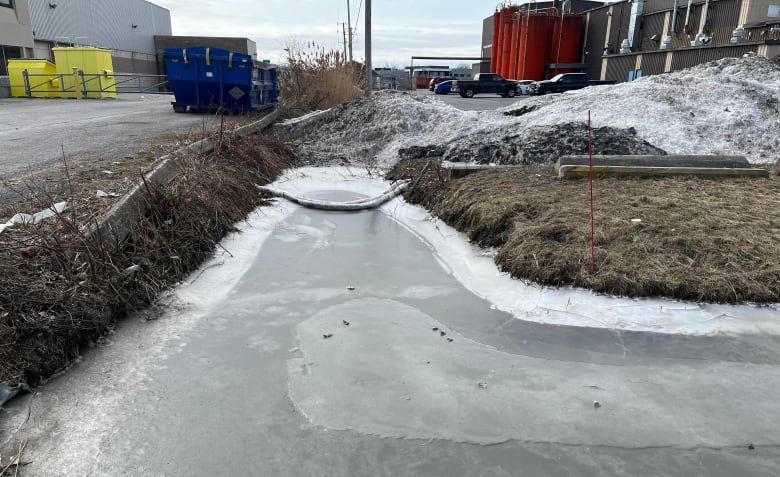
19,69,171,98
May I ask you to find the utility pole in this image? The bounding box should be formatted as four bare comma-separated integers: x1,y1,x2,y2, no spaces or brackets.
365,0,372,96
342,22,348,59
346,0,354,63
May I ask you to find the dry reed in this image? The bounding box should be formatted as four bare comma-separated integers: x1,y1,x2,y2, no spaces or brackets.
279,40,362,115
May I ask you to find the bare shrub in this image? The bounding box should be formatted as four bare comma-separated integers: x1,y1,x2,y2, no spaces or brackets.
0,132,296,384
279,39,362,116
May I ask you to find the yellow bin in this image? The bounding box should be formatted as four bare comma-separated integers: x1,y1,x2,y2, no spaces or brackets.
7,59,61,98
53,47,117,99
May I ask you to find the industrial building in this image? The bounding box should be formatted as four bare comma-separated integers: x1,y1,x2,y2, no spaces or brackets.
484,0,780,82
27,0,172,74
0,0,172,75
2,0,260,79
0,0,35,75
479,0,604,74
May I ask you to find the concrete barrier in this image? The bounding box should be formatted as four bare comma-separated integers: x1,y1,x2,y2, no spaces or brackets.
555,155,768,178
87,109,281,249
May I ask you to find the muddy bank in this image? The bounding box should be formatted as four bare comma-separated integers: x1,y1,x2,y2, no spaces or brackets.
0,132,296,386
388,159,780,304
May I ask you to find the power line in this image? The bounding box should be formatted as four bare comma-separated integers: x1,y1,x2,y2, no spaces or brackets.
354,0,363,32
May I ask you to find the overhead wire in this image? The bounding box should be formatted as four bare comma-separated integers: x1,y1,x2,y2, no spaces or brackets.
354,0,363,34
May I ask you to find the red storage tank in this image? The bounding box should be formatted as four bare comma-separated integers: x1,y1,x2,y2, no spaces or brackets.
495,8,507,75
549,14,583,76
490,11,500,73
507,7,521,79
516,11,553,81
500,8,513,77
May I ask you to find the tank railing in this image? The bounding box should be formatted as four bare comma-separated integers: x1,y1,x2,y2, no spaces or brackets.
20,70,171,97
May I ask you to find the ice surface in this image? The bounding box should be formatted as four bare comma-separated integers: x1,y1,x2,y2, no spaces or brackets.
270,167,780,336
288,297,780,446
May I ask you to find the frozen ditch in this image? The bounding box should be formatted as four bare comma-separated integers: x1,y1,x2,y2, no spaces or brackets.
273,167,780,336
13,166,780,476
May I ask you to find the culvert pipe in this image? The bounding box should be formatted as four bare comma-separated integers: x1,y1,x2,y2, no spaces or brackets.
258,180,409,211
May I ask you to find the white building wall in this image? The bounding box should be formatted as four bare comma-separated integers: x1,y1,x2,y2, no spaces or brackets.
29,0,171,54
0,0,35,50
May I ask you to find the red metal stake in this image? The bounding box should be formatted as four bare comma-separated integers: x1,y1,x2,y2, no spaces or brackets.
588,110,596,274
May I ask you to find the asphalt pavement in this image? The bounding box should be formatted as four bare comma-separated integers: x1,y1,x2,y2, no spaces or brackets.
413,87,530,111
0,94,214,180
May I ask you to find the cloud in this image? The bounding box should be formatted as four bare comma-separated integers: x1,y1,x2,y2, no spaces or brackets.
151,0,483,66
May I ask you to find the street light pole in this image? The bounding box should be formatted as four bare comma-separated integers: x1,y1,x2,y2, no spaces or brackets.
365,0,372,96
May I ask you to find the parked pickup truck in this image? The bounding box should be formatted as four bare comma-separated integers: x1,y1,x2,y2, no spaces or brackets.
456,74,519,98
526,73,616,95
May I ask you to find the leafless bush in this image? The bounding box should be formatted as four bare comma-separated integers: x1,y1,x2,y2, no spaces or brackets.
0,132,296,385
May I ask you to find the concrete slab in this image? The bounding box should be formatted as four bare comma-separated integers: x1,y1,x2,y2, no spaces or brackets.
555,155,768,178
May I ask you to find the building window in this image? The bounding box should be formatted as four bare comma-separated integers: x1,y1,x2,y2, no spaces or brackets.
0,0,13,8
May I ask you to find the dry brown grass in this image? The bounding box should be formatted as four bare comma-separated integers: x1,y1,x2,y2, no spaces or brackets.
279,40,362,116
0,132,297,384
389,159,780,304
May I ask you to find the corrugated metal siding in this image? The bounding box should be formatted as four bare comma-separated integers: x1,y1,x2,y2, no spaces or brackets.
607,2,633,52
640,0,742,44
644,0,677,15
681,3,704,43
639,11,667,51
640,51,668,74
583,0,749,81
705,0,742,45
670,43,763,69
584,8,610,78
29,0,171,54
605,53,637,81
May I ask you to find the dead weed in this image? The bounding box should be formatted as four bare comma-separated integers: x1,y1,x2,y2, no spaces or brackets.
389,159,780,303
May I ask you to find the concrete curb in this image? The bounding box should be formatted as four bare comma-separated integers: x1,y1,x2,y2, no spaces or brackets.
555,154,769,178
87,108,281,249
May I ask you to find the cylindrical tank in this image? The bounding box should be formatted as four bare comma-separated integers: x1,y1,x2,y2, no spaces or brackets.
517,11,553,81
495,8,506,74
515,11,528,79
490,11,500,72
507,7,521,79
549,13,584,76
499,8,513,77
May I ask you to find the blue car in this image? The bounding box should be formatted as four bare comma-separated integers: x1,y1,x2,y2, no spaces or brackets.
434,80,457,95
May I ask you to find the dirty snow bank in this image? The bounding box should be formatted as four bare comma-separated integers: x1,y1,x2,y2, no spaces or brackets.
275,56,780,166
503,55,780,163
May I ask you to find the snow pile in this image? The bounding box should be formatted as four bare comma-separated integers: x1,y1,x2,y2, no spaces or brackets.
275,56,780,166
504,55,780,163
274,92,479,165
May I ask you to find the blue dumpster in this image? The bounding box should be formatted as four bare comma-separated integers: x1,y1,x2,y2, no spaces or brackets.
163,47,277,113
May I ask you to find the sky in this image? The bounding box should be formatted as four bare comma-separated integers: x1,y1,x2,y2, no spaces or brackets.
150,0,491,68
